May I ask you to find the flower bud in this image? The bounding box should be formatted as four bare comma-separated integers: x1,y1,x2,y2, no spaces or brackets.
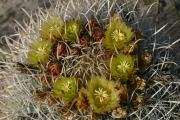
86,19,100,32
54,43,67,57
80,35,90,48
48,61,62,76
76,90,89,113
70,47,80,55
93,27,105,42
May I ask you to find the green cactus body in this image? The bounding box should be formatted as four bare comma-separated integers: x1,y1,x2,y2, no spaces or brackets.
27,40,52,66
110,53,137,82
103,21,135,50
63,20,82,41
84,76,119,114
53,77,77,102
39,16,64,41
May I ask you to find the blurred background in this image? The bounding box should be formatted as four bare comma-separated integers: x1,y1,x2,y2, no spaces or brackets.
0,0,52,38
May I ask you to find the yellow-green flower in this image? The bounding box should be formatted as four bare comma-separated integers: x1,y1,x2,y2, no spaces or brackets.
53,76,77,102
27,40,52,66
39,16,63,41
110,53,137,82
103,21,134,50
84,76,119,114
63,20,82,41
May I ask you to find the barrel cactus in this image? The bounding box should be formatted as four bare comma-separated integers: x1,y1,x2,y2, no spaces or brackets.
0,0,179,120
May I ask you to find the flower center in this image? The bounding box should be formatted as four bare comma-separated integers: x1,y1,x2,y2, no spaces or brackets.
117,61,130,73
62,81,71,93
37,46,46,52
50,24,60,31
36,44,48,57
111,29,126,42
94,88,108,103
68,24,77,33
